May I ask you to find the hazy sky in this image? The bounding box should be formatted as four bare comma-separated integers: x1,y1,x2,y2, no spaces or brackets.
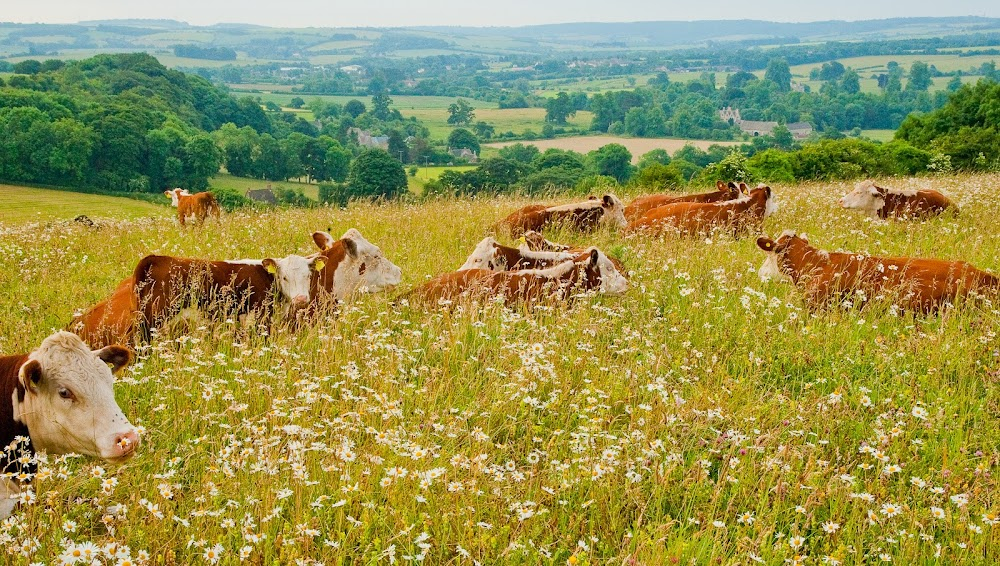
3,0,998,28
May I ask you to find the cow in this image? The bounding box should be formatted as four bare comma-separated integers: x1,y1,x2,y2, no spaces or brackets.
497,194,627,236
132,253,324,340
404,248,628,307
309,229,403,304
0,331,139,518
624,181,746,221
165,188,222,227
68,276,137,349
756,230,998,312
629,184,777,238
839,180,956,219
458,237,576,271
521,230,572,252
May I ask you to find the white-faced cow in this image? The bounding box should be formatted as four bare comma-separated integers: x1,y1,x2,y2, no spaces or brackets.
839,180,956,219
132,253,323,340
498,194,627,236
757,230,998,312
310,229,403,303
0,331,139,517
165,188,221,226
458,237,576,272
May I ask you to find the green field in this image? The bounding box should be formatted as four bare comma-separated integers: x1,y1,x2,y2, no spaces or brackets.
1,173,1000,563
210,173,322,200
860,129,897,142
0,185,168,224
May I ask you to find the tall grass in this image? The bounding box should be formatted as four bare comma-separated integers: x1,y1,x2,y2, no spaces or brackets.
0,174,999,564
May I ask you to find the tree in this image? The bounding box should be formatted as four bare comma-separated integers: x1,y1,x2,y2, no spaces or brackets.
447,128,480,155
387,129,409,163
637,149,671,169
947,74,963,92
764,58,792,92
344,99,366,118
289,97,305,109
498,143,540,164
13,60,41,75
447,98,475,125
371,93,393,121
588,143,633,183
906,61,933,93
818,61,846,82
840,69,861,95
545,92,576,124
472,121,495,140
770,124,795,150
183,133,222,190
346,149,408,199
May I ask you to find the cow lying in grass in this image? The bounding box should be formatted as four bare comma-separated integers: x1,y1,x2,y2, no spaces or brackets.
629,184,777,238
405,248,628,307
497,194,627,236
308,229,403,305
839,180,956,219
0,331,139,518
624,181,746,221
757,230,998,312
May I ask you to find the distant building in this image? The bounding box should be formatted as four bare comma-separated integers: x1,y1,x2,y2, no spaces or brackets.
719,106,813,139
339,64,364,74
448,147,479,163
348,127,389,150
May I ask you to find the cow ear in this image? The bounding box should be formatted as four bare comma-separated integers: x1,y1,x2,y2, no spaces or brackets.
343,237,358,258
757,237,776,251
262,258,278,274
869,185,886,197
312,258,326,272
164,191,171,198
96,345,133,374
312,231,335,251
20,360,43,393
602,195,614,208
717,180,726,190
589,249,600,266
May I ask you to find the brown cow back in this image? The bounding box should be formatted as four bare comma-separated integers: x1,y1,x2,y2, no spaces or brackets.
69,276,137,348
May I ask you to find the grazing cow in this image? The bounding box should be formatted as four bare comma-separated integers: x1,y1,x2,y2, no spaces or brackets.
68,276,137,349
133,253,323,339
405,248,628,306
498,194,627,236
0,331,139,518
839,180,956,219
165,188,221,226
310,229,403,303
629,184,777,237
624,181,746,221
458,237,576,271
756,231,998,312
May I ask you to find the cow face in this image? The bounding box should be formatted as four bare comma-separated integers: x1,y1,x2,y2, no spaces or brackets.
459,237,501,271
599,194,627,229
164,188,184,207
839,180,885,214
313,229,402,300
760,185,778,217
13,332,139,462
578,248,628,295
262,254,326,315
756,231,799,281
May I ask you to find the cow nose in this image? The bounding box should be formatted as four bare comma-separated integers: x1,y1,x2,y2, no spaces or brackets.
115,429,140,457
292,295,309,307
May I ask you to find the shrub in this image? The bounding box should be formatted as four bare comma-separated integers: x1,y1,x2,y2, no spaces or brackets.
747,149,795,184
345,149,408,200
633,163,684,189
212,187,253,211
318,183,352,206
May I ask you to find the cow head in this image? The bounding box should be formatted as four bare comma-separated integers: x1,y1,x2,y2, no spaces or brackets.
459,237,502,271
164,188,185,207
12,331,139,463
839,180,885,214
312,229,402,300
262,254,326,316
756,230,801,281
716,181,745,200
521,230,571,252
599,194,627,229
576,248,628,295
748,184,778,217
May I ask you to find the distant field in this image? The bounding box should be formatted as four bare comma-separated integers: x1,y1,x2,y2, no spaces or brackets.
0,185,168,224
860,129,897,142
210,174,321,200
407,165,477,193
486,135,739,162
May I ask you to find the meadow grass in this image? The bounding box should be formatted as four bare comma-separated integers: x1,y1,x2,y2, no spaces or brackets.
0,185,168,224
1,173,999,564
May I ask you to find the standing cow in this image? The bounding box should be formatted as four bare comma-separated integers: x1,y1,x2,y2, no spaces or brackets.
839,180,956,219
0,331,139,517
165,188,222,226
497,194,627,237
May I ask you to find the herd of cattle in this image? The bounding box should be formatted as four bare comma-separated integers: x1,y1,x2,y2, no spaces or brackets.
0,178,990,519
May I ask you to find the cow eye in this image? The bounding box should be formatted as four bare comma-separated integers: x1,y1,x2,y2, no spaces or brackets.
58,388,75,401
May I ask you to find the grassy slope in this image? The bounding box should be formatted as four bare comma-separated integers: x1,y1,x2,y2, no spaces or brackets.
0,184,168,224
0,174,999,563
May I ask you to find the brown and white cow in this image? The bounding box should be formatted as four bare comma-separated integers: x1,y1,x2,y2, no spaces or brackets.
839,180,956,219
68,276,137,349
165,188,222,226
497,194,627,236
629,184,777,238
405,248,628,307
521,230,572,252
310,229,403,303
132,253,323,339
458,237,576,272
624,181,746,221
0,331,139,517
756,230,998,311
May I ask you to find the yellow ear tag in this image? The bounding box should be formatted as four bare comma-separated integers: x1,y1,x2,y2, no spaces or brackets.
265,263,277,274
314,259,326,271
516,236,526,246
765,242,773,249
